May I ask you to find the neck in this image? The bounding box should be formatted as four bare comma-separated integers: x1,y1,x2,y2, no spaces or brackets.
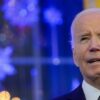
85,78,100,90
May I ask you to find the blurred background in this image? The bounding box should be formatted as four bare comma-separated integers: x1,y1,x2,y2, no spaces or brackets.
0,0,99,100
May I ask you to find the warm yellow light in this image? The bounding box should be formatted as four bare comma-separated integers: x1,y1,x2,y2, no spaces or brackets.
0,91,10,100
12,97,20,100
95,0,100,8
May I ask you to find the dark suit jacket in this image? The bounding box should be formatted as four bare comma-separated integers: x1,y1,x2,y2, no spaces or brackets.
53,85,86,100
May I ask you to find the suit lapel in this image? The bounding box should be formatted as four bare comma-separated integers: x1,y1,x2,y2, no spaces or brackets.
68,85,86,100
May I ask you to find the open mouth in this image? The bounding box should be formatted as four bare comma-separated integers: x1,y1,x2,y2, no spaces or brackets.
87,58,100,64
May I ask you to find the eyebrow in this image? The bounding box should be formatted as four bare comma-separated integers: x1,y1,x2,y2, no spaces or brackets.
79,32,91,37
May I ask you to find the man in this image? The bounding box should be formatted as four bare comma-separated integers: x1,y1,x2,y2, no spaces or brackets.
53,8,100,100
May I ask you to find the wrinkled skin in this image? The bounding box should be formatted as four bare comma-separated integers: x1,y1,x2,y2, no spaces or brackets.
72,10,100,89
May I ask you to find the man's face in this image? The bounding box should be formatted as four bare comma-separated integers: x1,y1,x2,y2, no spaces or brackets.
73,12,100,83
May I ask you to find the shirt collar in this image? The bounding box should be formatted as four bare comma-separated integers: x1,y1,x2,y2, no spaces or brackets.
82,80,100,100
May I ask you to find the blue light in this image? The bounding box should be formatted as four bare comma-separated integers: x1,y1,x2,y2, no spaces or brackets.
27,3,35,11
44,7,63,25
31,68,38,77
3,0,39,26
52,58,60,65
19,9,27,17
0,46,16,80
71,78,80,90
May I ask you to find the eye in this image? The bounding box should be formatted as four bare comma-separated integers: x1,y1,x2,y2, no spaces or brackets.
98,34,100,38
80,36,90,42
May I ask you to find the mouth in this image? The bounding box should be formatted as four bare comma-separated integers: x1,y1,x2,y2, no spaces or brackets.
87,58,100,64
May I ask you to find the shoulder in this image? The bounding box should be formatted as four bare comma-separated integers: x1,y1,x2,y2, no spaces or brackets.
53,85,86,100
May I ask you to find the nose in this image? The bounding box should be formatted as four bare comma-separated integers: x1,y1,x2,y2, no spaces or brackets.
89,37,100,52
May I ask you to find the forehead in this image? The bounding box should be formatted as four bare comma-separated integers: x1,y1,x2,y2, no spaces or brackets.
72,10,100,34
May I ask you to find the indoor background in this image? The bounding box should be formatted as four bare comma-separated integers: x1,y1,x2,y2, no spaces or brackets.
0,0,99,100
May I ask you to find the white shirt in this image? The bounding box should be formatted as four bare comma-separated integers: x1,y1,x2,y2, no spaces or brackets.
82,80,100,100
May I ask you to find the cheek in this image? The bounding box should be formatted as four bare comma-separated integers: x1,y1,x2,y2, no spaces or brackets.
76,53,83,66
74,49,85,67
73,43,88,66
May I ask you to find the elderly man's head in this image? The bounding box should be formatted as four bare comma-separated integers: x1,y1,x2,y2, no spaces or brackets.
71,8,100,89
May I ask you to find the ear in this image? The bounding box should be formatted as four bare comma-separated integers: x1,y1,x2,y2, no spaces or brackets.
72,48,79,67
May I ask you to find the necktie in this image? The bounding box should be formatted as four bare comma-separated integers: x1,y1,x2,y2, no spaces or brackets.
98,96,100,100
